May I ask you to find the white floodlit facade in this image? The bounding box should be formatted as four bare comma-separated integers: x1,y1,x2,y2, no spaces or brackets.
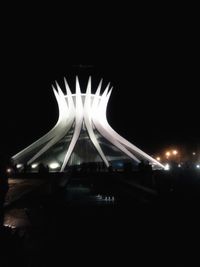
12,77,165,172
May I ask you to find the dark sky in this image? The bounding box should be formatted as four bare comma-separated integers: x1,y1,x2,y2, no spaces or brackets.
1,4,199,159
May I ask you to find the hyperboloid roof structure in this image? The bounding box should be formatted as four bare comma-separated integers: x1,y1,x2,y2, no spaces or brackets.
12,77,164,172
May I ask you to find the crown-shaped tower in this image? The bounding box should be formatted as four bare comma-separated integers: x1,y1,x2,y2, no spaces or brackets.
12,77,164,172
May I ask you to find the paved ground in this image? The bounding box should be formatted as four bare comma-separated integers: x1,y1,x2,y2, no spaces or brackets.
1,173,200,266
5,178,45,206
3,178,46,229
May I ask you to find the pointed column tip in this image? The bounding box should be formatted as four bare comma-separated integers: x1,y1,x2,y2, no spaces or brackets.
85,76,92,94
52,85,57,93
95,79,103,96
101,82,110,97
108,87,113,95
64,77,67,85
55,81,66,97
64,77,72,96
55,81,60,88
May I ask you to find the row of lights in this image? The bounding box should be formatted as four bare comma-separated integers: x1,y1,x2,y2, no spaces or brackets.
7,162,199,173
155,149,200,171
6,162,61,173
156,150,199,162
164,163,200,171
16,162,60,170
32,162,60,169
156,150,179,162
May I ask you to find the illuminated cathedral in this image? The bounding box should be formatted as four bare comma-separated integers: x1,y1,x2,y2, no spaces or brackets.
12,77,164,172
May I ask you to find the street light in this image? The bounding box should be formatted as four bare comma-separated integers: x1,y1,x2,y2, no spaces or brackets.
165,151,171,158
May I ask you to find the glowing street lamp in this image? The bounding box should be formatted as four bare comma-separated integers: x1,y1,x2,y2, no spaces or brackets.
156,157,161,161
172,150,178,155
6,168,12,174
165,151,171,158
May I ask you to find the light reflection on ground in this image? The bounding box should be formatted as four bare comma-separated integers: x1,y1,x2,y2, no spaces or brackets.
4,208,31,229
3,178,45,229
3,179,115,230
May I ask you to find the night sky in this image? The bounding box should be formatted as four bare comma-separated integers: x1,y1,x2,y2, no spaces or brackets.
1,5,199,161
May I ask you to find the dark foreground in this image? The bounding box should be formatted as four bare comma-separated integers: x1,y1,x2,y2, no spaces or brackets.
1,170,200,266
